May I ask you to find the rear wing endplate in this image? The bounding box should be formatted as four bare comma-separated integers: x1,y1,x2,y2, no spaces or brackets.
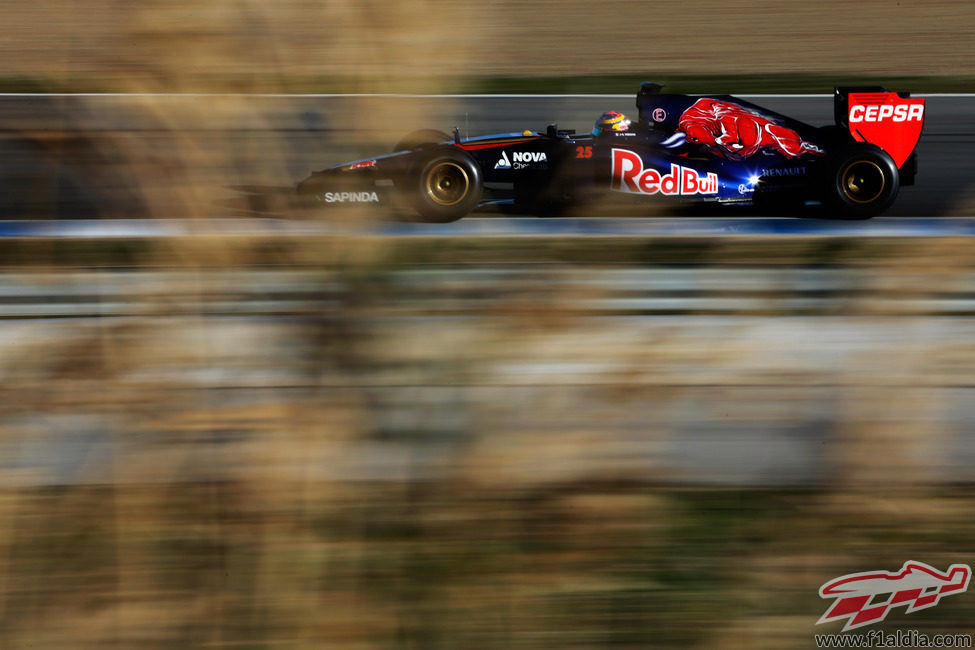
834,86,925,170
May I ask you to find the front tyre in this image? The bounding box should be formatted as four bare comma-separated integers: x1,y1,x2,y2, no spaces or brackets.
824,143,899,219
410,148,482,222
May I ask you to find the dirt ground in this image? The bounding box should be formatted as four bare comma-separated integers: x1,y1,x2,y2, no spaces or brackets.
1,1,973,89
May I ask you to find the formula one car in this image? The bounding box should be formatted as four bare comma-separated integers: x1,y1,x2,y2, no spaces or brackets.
297,83,925,220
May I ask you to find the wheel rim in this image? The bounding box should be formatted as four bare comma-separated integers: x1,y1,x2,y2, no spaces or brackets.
424,161,470,207
840,160,885,204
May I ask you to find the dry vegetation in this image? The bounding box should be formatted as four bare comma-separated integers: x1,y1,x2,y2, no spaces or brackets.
2,237,975,647
0,1,972,89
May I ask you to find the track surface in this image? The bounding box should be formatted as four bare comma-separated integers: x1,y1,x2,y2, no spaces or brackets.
5,216,975,239
0,94,970,223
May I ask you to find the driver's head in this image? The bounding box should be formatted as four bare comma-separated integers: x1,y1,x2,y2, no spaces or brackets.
593,111,631,135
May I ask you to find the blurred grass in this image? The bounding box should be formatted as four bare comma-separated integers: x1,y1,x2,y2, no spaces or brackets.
2,1,974,95
0,74,972,94
461,74,975,96
2,483,973,648
3,234,973,270
3,234,975,647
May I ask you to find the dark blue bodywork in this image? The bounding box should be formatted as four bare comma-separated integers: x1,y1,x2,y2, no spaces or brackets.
454,89,831,208
298,82,920,219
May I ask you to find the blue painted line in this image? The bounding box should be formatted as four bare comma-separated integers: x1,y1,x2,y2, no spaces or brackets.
370,217,975,237
1,218,975,239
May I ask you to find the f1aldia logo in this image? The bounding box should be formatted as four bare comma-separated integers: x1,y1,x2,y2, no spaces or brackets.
494,150,548,170
817,561,971,632
611,149,718,196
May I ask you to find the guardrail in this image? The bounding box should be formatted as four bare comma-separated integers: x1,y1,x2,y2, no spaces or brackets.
2,245,973,488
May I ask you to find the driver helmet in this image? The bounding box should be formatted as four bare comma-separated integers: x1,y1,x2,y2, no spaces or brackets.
593,111,631,135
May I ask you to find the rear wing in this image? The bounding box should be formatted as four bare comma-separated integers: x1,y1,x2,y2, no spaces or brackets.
834,87,925,178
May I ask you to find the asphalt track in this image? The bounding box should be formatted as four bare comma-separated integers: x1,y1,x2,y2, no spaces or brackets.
0,93,971,232
4,216,975,239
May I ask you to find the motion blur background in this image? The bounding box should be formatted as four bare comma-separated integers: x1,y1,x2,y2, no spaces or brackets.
1,1,975,648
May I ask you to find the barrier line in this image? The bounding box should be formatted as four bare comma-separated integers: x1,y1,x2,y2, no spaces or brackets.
1,218,975,239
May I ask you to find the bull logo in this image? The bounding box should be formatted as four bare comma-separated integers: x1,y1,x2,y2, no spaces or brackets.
678,98,824,161
817,561,971,631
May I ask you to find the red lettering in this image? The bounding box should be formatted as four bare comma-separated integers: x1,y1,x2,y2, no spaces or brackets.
610,149,718,196
639,168,660,193
611,149,641,191
661,164,679,194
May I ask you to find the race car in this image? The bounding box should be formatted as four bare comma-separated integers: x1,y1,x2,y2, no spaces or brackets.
297,83,926,220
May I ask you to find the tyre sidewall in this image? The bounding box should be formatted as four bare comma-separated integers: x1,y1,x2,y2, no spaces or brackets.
410,148,482,223
824,143,899,219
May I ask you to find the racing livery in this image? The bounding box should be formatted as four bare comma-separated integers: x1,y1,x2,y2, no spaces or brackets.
298,83,926,220
677,98,825,160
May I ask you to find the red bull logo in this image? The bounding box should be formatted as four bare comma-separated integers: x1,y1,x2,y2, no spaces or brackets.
817,561,971,632
611,149,718,196
677,98,824,160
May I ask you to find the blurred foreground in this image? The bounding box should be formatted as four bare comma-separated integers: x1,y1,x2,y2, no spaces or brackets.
1,1,973,89
1,234,974,648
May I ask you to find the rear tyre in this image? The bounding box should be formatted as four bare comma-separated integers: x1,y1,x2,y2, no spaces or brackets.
393,129,451,153
824,143,899,219
410,148,482,222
